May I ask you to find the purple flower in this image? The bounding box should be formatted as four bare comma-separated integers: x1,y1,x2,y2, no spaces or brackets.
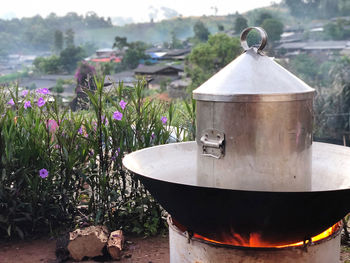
8,99,14,105
39,168,49,178
117,147,120,153
161,116,167,124
119,100,127,110
24,101,31,109
92,121,97,131
41,88,50,94
151,132,156,140
74,62,96,83
102,115,108,126
113,111,123,121
78,126,88,137
37,97,46,107
21,90,29,97
111,151,119,161
74,69,80,80
37,88,50,95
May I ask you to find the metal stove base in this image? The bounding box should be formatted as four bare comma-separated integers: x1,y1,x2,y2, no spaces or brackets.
169,217,341,263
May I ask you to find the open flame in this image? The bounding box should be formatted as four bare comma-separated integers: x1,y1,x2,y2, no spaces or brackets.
191,222,341,248
171,217,341,249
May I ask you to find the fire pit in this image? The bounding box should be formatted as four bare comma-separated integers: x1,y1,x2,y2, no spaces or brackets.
123,27,350,262
168,216,342,262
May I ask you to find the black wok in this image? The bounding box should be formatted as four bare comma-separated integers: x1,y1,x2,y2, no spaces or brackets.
123,141,350,245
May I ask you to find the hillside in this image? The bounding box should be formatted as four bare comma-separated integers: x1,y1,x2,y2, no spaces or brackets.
77,5,295,48
76,15,237,47
2,1,346,54
0,4,292,54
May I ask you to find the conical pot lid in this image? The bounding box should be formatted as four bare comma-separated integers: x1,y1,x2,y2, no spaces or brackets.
193,27,315,102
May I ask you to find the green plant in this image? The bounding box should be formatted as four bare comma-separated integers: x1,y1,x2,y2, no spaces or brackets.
0,76,194,240
52,84,64,93
0,89,81,238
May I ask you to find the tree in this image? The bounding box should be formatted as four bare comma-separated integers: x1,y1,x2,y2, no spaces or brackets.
324,22,343,40
217,24,224,32
288,54,319,84
24,24,53,50
234,15,248,34
186,33,241,90
65,28,75,47
112,37,149,69
54,30,63,53
123,45,149,69
170,30,183,49
33,56,62,74
113,36,128,50
246,30,262,48
81,42,98,57
324,19,350,40
255,12,272,25
193,21,210,42
46,12,59,28
85,11,99,28
261,18,284,42
122,49,141,69
339,0,350,16
284,0,320,18
319,0,340,18
60,46,86,73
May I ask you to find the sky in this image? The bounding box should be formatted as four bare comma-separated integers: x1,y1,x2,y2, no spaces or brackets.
1,0,281,23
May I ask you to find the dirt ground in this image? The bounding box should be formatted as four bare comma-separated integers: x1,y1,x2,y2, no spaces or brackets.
0,235,169,263
1,235,350,263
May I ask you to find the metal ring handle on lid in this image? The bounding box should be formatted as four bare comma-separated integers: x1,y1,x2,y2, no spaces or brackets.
240,27,267,52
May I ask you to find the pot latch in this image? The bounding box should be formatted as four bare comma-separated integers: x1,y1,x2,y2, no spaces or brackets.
200,129,225,159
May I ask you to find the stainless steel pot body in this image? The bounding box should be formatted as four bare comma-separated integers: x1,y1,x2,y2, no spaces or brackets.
196,97,313,191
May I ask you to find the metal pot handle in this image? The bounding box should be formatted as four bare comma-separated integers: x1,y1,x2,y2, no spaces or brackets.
240,27,268,52
200,129,225,159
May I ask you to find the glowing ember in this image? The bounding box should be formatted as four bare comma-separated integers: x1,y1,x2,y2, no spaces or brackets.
191,222,341,248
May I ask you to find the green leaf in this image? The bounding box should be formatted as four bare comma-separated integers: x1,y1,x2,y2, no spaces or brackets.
7,225,11,237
